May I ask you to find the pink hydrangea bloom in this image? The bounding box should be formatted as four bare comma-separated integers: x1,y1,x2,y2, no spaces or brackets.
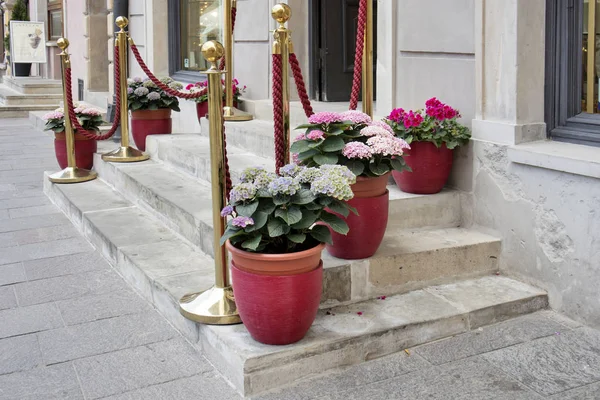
306,130,325,140
342,142,372,159
308,111,343,125
367,136,409,156
43,111,64,121
340,110,372,125
292,152,300,164
360,125,393,138
294,133,306,142
369,120,395,135
80,108,101,116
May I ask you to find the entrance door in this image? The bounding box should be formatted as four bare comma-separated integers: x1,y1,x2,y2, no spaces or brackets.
310,0,377,102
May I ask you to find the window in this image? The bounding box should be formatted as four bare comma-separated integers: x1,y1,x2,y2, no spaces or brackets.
47,0,63,41
546,0,600,147
168,0,222,81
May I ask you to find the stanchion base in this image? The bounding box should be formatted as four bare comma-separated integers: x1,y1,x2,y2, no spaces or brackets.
101,146,149,163
223,106,254,122
179,286,241,325
48,167,97,184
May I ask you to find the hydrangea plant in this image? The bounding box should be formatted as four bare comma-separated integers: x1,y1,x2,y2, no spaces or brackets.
43,105,104,133
384,98,471,149
127,77,182,112
185,78,246,104
292,110,411,177
220,164,357,254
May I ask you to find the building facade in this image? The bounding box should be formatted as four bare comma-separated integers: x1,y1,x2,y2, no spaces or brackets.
4,0,600,327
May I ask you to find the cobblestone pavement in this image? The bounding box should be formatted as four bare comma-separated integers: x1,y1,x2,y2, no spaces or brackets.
2,119,600,400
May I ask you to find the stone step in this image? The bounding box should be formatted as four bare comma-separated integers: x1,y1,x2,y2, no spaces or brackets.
0,85,62,106
93,152,493,305
43,170,546,397
2,76,63,95
0,104,59,118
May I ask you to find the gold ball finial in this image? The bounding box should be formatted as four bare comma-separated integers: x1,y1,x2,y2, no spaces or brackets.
57,38,69,50
201,41,224,64
271,4,291,24
116,16,129,29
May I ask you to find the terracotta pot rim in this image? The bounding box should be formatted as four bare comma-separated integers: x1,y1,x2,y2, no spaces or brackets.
356,172,391,181
130,108,172,119
232,260,323,276
226,241,325,261
54,131,97,140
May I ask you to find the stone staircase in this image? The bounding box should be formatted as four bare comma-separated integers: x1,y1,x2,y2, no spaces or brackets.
0,76,63,118
43,112,548,397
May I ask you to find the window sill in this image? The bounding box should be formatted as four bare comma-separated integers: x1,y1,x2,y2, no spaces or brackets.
507,140,600,179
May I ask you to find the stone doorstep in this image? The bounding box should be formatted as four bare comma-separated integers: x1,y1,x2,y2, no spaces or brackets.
0,85,63,106
43,174,547,396
0,105,59,119
2,76,63,95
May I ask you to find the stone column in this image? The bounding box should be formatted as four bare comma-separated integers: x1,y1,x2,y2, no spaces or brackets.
472,0,546,145
85,0,109,91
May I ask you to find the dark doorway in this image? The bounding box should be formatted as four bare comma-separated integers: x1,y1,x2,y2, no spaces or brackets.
309,0,377,102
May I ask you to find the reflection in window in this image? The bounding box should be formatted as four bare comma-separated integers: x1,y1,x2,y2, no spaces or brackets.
47,0,63,41
180,0,222,72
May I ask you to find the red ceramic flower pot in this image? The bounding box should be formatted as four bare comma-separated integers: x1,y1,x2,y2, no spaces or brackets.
227,241,324,345
326,174,389,260
54,131,97,170
130,109,172,151
196,101,238,122
392,141,453,194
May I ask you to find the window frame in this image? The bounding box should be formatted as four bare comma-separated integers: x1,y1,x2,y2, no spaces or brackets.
546,0,600,147
47,1,63,42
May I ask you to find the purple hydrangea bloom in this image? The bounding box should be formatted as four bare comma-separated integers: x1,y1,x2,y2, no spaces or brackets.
231,216,254,228
279,163,304,178
133,77,143,83
147,92,161,101
268,177,301,196
229,183,257,203
127,87,134,95
134,87,149,97
220,205,234,217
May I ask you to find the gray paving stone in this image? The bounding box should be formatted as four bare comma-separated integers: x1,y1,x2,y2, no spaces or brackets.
0,303,63,339
0,334,42,375
415,312,565,365
0,224,80,248
483,327,600,396
102,373,242,400
38,310,176,364
0,171,44,184
0,212,70,233
0,262,26,286
0,237,92,266
23,251,110,280
550,381,600,399
323,357,541,400
256,352,431,400
0,363,83,400
0,196,49,209
14,269,128,306
56,289,151,326
0,209,7,219
74,338,213,399
8,204,60,219
0,286,17,310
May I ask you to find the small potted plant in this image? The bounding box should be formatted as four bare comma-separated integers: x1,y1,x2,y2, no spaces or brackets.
384,98,471,194
127,76,182,151
221,164,355,345
292,110,410,259
43,105,105,170
187,78,246,121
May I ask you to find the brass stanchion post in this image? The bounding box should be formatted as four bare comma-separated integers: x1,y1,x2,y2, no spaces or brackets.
362,0,374,117
179,41,240,325
223,0,252,121
48,38,98,184
272,4,291,164
102,17,149,163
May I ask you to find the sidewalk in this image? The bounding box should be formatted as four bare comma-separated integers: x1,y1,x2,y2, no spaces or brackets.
1,119,600,399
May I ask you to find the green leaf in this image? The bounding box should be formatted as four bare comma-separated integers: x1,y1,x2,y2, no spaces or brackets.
327,200,350,217
321,136,345,152
309,224,333,245
327,127,345,136
220,227,243,246
369,162,390,176
291,210,319,229
291,189,317,205
288,233,307,244
267,218,290,237
314,153,338,165
297,148,320,161
290,140,311,153
390,157,407,172
246,211,268,232
273,194,291,205
345,160,365,177
294,124,313,129
257,198,276,214
275,206,302,225
320,211,349,235
241,234,262,251
445,140,459,150
236,201,259,217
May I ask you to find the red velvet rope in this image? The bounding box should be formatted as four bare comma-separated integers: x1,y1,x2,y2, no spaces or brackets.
64,45,121,140
289,53,314,118
272,54,285,172
349,0,367,111
219,6,237,71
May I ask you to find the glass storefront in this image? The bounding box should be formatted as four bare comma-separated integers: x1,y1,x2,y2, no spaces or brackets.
179,0,222,72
